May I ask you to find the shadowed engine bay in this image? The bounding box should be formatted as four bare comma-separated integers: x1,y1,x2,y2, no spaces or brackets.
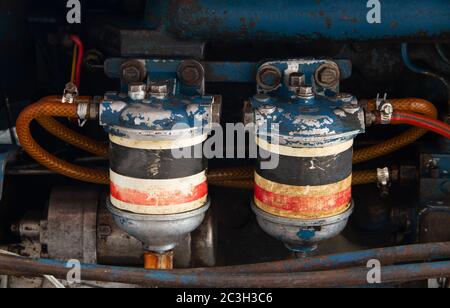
0,0,450,289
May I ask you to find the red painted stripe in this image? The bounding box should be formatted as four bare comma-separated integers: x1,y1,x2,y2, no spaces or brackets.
255,184,352,213
111,181,208,206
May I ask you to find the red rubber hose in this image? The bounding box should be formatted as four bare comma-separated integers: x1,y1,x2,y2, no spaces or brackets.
69,35,84,88
392,111,450,139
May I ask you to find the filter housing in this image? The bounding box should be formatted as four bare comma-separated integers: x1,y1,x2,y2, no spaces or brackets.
249,59,365,252
99,72,220,254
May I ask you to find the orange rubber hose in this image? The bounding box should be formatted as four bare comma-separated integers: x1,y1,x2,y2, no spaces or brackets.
33,96,109,158
354,98,438,164
16,97,109,185
36,116,109,158
208,168,378,189
208,167,254,182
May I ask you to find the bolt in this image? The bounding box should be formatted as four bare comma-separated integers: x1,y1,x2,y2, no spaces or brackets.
257,66,281,90
181,67,201,85
178,60,204,86
315,63,340,88
122,66,141,83
121,60,146,85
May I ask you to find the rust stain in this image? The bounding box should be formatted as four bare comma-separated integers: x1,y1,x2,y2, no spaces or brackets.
144,251,174,270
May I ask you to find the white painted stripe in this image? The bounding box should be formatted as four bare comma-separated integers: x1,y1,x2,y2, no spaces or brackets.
110,195,207,215
110,170,207,191
110,134,208,150
256,138,353,157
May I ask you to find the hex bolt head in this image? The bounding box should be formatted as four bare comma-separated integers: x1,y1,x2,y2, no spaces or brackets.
121,60,147,85
257,66,282,91
178,60,204,86
315,63,341,89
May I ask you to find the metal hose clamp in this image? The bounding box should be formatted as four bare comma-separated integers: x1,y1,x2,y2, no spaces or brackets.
62,82,79,104
376,93,393,124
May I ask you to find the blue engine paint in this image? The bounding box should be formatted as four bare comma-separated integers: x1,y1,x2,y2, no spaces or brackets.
145,0,450,42
250,59,365,147
104,58,352,85
100,91,214,133
100,61,216,136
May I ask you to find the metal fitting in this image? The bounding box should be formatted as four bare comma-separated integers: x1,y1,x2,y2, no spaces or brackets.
121,60,147,85
211,95,222,125
380,102,394,124
148,82,169,99
77,100,100,125
243,100,254,126
315,63,341,89
289,73,306,88
375,93,393,124
257,65,282,91
377,167,391,198
297,86,314,98
128,82,147,101
258,104,276,116
177,60,204,87
289,73,314,98
62,82,78,104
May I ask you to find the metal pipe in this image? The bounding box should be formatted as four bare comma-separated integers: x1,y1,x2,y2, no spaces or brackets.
0,253,449,288
178,242,450,274
147,0,450,42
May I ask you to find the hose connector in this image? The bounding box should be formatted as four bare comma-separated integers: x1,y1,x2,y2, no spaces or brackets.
76,98,100,127
377,167,391,198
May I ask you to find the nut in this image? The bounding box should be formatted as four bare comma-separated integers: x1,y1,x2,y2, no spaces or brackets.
298,86,314,98
128,82,147,101
148,82,169,99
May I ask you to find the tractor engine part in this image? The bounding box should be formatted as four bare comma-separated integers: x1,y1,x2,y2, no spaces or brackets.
247,59,365,252
99,63,221,268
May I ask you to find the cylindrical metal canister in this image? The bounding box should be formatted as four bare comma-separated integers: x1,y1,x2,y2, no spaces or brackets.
249,59,365,252
254,139,354,220
108,133,208,216
100,79,219,259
